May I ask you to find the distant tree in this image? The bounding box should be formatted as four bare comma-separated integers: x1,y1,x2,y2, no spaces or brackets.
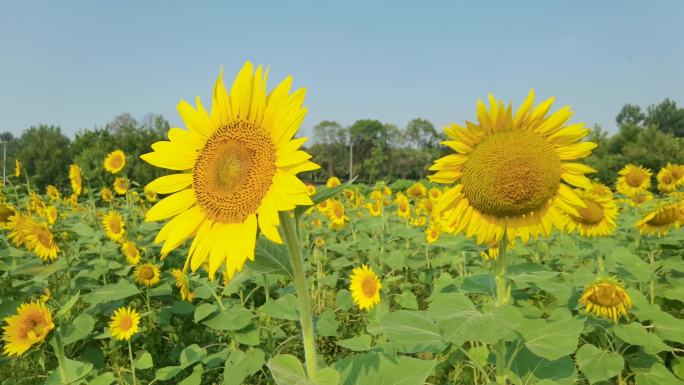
405,118,439,149
312,121,348,178
14,125,72,189
615,104,645,127
645,98,684,137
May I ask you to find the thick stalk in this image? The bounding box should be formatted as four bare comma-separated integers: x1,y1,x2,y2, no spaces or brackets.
279,211,318,378
54,331,69,384
128,339,137,385
493,231,509,385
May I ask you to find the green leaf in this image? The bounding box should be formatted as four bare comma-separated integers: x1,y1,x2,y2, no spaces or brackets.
223,349,265,385
14,258,66,277
334,352,436,385
634,362,684,385
335,290,353,311
316,310,340,337
45,357,93,385
87,372,116,385
250,238,293,278
509,347,577,385
260,294,299,321
56,292,80,319
336,334,372,351
394,291,419,310
439,304,522,345
134,351,154,370
673,357,684,380
311,367,340,385
379,310,444,353
650,309,684,343
575,344,624,384
193,303,218,323
82,280,140,305
203,307,253,331
268,354,307,385
517,317,584,361
427,293,477,320
460,273,496,296
61,313,96,346
155,366,183,381
180,344,208,368
179,364,203,385
613,322,672,354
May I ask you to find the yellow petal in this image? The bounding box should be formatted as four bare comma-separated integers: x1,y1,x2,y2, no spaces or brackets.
145,189,196,222
145,174,193,194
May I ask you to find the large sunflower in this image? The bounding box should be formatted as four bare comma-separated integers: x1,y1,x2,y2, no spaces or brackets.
429,91,596,245
141,62,318,280
565,184,618,237
616,164,651,197
2,301,54,356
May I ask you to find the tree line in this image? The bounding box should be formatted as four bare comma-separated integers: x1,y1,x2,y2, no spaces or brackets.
2,99,683,191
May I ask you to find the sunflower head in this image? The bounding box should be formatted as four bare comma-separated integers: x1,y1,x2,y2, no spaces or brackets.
14,159,21,178
314,236,326,248
0,204,17,229
68,164,82,196
407,182,427,198
2,301,54,356
103,211,126,242
109,307,140,341
635,201,683,236
349,265,382,311
171,269,194,302
326,177,341,188
24,221,59,261
580,277,632,322
121,241,141,265
395,193,411,219
113,177,128,195
46,185,60,201
306,184,316,196
366,200,382,217
428,187,442,202
428,91,597,245
141,62,319,280
327,200,349,229
134,263,161,287
46,206,58,225
664,163,684,184
104,150,126,174
425,223,440,243
657,167,678,194
411,216,427,227
617,164,652,196
369,190,383,202
566,185,618,237
100,187,114,202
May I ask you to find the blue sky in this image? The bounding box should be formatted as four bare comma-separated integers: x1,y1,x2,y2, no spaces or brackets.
1,1,683,138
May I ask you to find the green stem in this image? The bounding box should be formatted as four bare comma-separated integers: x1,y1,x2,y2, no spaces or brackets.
128,339,137,385
279,211,318,379
493,231,509,385
54,330,69,384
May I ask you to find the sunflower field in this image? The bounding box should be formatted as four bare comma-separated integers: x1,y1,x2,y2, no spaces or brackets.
1,62,684,385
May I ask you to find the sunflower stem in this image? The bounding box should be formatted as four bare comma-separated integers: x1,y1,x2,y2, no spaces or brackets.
279,211,318,379
128,339,137,385
493,231,510,385
54,330,69,384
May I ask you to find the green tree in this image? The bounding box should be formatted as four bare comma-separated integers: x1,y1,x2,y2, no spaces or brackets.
13,125,72,190
645,98,684,137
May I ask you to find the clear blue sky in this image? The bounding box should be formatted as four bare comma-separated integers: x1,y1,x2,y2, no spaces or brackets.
1,1,683,138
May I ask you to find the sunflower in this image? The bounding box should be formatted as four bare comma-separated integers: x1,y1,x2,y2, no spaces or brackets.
417,198,433,215
366,200,382,217
113,177,128,195
425,223,440,243
327,199,349,229
100,187,114,202
316,199,330,214
343,188,355,201
25,221,59,261
8,214,30,247
171,269,195,302
326,176,341,188
14,159,21,178
45,185,60,201
2,301,54,356
624,191,653,207
134,263,161,287
428,91,596,245
565,185,618,237
657,167,678,194
313,236,326,248
480,244,499,261
616,164,652,197
407,182,426,198
46,206,58,225
395,193,411,219
349,265,382,311
412,216,427,227
635,201,683,236
428,187,442,202
664,163,684,186
69,164,83,196
141,62,318,280
39,288,51,303
580,277,632,322
109,307,140,341
104,150,126,174
121,241,141,265
306,184,316,196
0,204,17,229
369,190,383,202
103,211,126,242
28,192,46,217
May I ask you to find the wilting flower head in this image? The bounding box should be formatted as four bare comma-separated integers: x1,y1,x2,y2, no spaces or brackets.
580,277,632,322
635,200,683,236
2,301,54,356
171,269,194,302
349,265,382,311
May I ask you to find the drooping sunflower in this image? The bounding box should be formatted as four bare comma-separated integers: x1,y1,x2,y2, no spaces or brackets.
0,204,17,229
580,277,632,322
121,240,141,265
327,199,349,229
635,201,683,236
141,62,319,280
326,176,341,188
104,150,126,174
113,177,128,195
565,184,618,237
100,187,114,202
428,91,596,245
407,182,427,199
349,265,382,311
657,167,678,194
2,301,54,356
616,164,652,197
133,263,161,287
109,307,140,341
68,164,83,196
170,269,194,302
45,185,60,201
102,211,126,242
14,159,21,178
24,221,59,261
425,223,440,243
